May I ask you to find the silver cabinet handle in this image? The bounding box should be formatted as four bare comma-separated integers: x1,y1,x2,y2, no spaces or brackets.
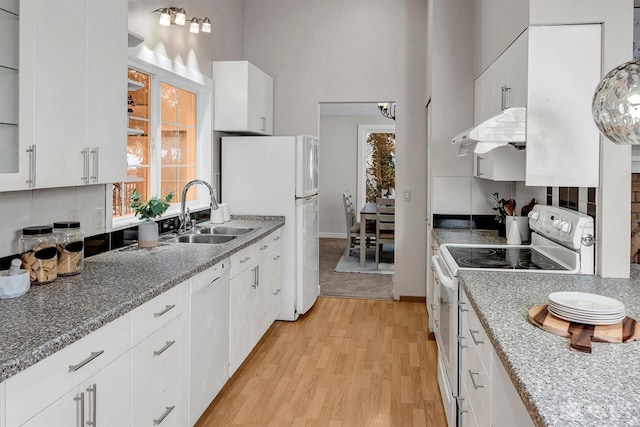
153,405,175,425
90,147,99,183
274,236,281,241
457,397,471,414
430,265,436,272
208,276,221,287
74,392,85,427
26,145,36,187
251,266,258,289
81,147,90,184
273,288,281,295
273,255,281,261
469,329,484,345
476,156,484,176
260,116,267,131
240,256,251,263
86,384,97,426
429,303,437,311
69,350,104,372
457,335,469,349
434,319,439,328
458,302,469,313
468,370,485,389
153,304,176,318
260,245,269,251
153,340,176,357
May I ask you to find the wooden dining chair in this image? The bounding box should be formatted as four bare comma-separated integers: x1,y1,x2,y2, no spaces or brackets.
343,191,375,257
375,197,395,268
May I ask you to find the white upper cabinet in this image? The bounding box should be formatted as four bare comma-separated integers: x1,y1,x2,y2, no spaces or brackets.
213,61,274,135
525,24,601,187
473,25,601,187
0,0,128,192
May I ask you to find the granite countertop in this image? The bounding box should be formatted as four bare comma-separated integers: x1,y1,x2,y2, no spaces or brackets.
459,265,640,427
432,228,506,246
0,216,284,383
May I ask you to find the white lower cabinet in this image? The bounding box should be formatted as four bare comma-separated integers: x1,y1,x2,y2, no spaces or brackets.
132,375,186,427
268,240,283,324
5,313,132,427
229,232,281,376
458,290,533,427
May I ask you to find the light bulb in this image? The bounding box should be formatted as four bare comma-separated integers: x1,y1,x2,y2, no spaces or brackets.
175,8,186,25
201,17,211,33
190,17,200,33
159,8,171,26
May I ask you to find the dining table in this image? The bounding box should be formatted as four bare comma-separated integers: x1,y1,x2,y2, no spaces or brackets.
360,202,377,267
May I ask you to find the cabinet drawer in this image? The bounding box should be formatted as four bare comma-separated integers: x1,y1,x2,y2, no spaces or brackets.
466,300,492,373
5,313,131,427
131,282,186,345
458,379,479,427
132,315,186,419
266,228,282,246
230,244,256,278
132,375,186,427
463,344,491,426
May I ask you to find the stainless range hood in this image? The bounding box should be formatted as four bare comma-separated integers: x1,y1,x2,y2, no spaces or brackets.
452,107,526,156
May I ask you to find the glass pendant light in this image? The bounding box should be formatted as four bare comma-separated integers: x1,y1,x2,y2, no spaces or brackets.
592,58,640,145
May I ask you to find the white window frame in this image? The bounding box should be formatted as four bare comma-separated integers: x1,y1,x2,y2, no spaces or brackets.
108,57,213,231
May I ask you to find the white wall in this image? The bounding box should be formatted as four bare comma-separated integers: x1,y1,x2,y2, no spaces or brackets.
244,0,428,298
318,113,394,238
127,0,245,78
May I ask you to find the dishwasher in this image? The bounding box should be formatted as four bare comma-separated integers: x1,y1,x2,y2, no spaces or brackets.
188,259,230,425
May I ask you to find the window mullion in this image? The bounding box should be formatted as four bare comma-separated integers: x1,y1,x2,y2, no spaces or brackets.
150,74,161,198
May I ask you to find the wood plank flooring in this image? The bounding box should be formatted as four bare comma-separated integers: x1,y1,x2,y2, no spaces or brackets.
196,297,446,426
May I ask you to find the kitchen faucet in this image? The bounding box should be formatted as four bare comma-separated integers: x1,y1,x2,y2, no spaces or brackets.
178,179,219,233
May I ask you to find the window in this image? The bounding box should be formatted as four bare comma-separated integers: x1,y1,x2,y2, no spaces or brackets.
111,62,213,229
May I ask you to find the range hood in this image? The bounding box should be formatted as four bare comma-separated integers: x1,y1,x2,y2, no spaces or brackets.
452,107,526,156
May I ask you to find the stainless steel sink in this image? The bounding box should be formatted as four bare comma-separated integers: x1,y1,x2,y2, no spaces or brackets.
160,234,237,244
196,226,255,235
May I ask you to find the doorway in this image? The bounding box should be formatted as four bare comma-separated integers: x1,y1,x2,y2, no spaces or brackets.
317,102,396,300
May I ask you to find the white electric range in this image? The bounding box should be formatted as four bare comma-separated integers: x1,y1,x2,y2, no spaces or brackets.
431,205,595,427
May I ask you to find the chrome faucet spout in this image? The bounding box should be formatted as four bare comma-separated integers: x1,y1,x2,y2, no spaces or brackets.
178,179,219,232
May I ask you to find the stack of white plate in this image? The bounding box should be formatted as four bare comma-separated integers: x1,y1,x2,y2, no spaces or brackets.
547,291,626,325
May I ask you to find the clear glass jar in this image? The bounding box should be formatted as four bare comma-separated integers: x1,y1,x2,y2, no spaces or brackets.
19,226,57,285
53,221,84,276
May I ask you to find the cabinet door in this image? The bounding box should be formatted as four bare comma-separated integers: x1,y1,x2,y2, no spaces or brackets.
19,387,79,427
86,0,128,184
268,243,282,324
474,146,525,181
24,0,87,188
525,25,602,187
247,63,274,135
81,352,132,427
253,242,273,344
229,265,255,375
504,30,528,109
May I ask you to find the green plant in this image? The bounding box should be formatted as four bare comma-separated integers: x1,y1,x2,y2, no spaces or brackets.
130,190,174,221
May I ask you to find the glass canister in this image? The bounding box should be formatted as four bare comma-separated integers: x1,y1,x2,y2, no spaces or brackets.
53,221,84,276
19,226,58,284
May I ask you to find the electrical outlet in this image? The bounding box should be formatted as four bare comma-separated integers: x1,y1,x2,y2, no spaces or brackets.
404,190,411,201
68,209,79,221
94,208,104,229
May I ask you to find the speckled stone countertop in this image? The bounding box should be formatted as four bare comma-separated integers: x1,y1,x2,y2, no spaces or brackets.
432,228,506,246
0,217,283,383
459,265,640,427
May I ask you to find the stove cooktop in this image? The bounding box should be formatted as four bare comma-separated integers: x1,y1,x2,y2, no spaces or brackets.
446,246,569,271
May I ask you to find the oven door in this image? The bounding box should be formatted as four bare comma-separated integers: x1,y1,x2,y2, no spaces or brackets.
431,254,459,426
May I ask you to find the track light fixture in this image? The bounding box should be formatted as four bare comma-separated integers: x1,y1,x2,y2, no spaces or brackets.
152,7,211,34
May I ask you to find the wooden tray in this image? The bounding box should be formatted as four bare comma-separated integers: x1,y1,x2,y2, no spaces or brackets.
528,305,640,353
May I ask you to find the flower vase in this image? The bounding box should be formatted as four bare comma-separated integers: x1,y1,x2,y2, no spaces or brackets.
138,220,159,248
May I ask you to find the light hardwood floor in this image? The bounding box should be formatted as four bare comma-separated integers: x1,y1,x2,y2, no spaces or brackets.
197,297,446,426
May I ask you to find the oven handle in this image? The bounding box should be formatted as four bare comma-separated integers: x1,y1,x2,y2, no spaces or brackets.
431,255,456,290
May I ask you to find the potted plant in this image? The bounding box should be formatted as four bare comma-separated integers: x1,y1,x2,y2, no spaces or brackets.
130,190,174,247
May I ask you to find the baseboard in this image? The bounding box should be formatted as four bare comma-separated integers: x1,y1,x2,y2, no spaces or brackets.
398,296,426,303
320,232,346,239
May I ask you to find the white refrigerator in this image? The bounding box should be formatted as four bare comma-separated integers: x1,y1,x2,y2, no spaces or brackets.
221,135,319,321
